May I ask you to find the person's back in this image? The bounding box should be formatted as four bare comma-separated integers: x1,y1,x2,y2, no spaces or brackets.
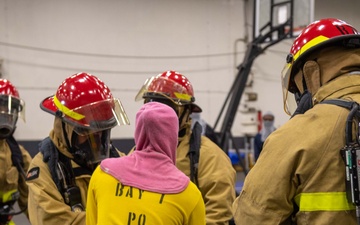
233,18,360,225
86,102,206,225
87,167,204,225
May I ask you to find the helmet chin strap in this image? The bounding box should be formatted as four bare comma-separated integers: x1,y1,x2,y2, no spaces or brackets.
291,90,313,118
291,74,314,118
178,107,191,138
61,120,74,153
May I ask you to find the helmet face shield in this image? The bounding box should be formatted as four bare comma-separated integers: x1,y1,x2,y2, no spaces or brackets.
148,76,193,103
135,71,202,112
135,76,155,102
144,94,183,116
72,130,111,171
281,62,298,116
0,95,25,138
135,75,193,105
0,95,25,122
84,131,109,164
54,97,130,135
282,91,297,116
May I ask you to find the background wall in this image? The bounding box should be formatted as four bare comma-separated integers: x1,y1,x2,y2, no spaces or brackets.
4,0,360,224
0,0,359,153
0,0,245,141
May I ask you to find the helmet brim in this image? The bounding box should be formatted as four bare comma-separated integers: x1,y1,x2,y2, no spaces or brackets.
191,104,202,113
143,92,202,113
40,95,57,115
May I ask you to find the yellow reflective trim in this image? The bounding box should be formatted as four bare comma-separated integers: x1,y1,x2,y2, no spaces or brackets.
174,92,191,101
293,35,329,61
295,192,355,211
0,189,18,202
53,96,85,121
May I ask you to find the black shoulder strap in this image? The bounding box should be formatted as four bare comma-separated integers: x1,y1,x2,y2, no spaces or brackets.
320,99,357,110
38,137,62,190
188,121,202,186
38,138,77,191
204,123,220,146
38,137,85,211
6,135,26,179
321,99,360,145
3,136,28,218
109,144,120,158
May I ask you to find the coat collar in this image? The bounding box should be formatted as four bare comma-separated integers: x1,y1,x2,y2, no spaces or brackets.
313,74,360,105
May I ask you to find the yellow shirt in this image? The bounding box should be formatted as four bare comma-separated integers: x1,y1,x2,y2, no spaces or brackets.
86,166,206,225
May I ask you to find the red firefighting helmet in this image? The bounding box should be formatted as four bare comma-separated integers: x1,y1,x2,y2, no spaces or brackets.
0,79,19,97
135,70,202,113
0,79,25,122
281,18,360,115
41,72,129,135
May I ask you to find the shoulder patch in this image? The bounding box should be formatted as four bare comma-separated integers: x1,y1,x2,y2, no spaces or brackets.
26,167,40,181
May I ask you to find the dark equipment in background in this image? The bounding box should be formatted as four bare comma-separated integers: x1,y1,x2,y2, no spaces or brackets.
211,0,313,174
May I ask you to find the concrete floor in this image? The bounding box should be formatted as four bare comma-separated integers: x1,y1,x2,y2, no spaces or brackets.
11,203,30,225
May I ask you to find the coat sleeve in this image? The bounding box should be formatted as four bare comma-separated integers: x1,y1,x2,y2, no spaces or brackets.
26,153,86,225
17,145,32,218
232,155,296,224
232,123,302,225
198,137,236,225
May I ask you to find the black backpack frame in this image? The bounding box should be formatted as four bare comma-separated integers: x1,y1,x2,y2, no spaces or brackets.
321,99,360,224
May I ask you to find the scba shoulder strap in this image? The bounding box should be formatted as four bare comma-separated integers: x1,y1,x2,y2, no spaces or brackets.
6,135,25,179
1,136,26,224
38,137,85,212
320,99,357,111
320,99,360,145
39,137,61,190
321,99,360,224
189,121,202,186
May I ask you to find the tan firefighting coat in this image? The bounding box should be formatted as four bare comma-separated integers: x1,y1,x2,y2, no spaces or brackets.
26,118,124,225
233,73,360,224
0,139,31,220
177,123,236,225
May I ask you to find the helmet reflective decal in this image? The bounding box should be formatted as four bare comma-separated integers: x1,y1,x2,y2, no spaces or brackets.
293,35,329,62
174,92,192,102
53,95,85,121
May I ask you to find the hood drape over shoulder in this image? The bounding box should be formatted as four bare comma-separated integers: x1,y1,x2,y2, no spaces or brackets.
101,102,189,193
